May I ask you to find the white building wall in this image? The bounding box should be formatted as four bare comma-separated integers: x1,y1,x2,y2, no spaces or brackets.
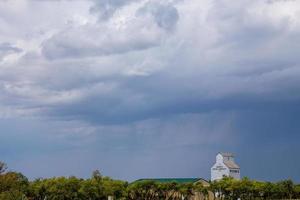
229,170,240,180
108,196,114,200
211,154,229,181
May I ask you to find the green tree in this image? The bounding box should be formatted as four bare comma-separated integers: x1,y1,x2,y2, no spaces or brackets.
91,170,102,181
277,179,295,200
294,184,300,199
158,182,180,200
126,180,160,200
102,178,127,199
179,183,195,200
0,172,29,200
79,179,104,200
27,178,48,200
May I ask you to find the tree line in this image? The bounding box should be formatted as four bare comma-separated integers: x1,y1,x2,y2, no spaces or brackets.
210,176,300,200
1,161,300,200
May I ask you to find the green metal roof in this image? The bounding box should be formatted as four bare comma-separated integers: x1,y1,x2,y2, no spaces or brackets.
133,178,207,184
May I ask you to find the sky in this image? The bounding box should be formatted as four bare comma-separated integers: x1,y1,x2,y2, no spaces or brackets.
0,0,300,182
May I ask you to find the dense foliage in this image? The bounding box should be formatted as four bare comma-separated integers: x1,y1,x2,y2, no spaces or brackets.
210,176,300,200
0,161,299,200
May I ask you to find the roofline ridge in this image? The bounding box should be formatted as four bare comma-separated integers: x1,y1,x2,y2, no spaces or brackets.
218,152,235,157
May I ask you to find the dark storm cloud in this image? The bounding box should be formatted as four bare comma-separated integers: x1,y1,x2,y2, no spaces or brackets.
232,108,300,181
4,0,300,127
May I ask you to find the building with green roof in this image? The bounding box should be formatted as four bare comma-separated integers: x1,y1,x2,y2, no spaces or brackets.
131,178,212,200
133,178,209,185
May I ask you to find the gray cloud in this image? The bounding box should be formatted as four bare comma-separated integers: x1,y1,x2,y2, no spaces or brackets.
1,0,300,181
41,24,162,59
90,0,139,20
136,2,179,31
3,0,300,123
42,0,180,60
0,42,22,60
